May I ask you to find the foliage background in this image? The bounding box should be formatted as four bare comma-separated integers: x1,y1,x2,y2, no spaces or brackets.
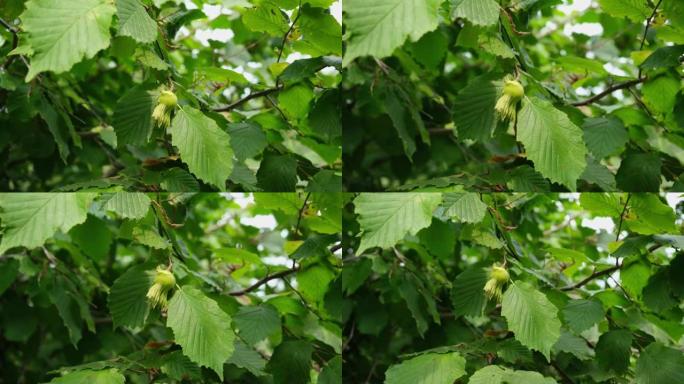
0,0,342,192
343,192,684,383
0,192,342,383
342,0,684,192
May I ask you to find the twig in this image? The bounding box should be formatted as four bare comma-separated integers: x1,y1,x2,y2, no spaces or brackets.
294,192,311,237
228,267,299,296
615,194,631,242
571,78,646,107
277,0,302,63
638,0,664,78
551,361,576,384
0,17,19,68
212,86,282,112
428,128,454,136
283,275,323,320
561,265,620,291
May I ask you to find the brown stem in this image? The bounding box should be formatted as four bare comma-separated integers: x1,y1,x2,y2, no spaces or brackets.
571,78,646,107
638,0,664,78
277,0,301,63
212,86,282,112
228,267,299,296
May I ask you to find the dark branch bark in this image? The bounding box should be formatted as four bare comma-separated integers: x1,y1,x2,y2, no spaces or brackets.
212,86,282,112
277,0,301,63
561,243,664,291
228,243,341,296
561,265,621,291
228,267,299,296
571,78,646,107
638,0,664,78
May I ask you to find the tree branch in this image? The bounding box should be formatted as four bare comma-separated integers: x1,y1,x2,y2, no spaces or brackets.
571,78,646,107
561,243,664,291
229,243,341,296
212,86,282,112
560,265,620,291
277,0,301,63
638,0,664,78
229,267,299,296
0,17,19,68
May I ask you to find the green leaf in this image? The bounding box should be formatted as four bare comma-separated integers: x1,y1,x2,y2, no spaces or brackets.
382,86,418,160
354,193,442,253
319,356,342,384
226,122,267,162
642,74,680,115
306,170,342,192
343,0,442,66
620,261,651,298
615,153,662,192
552,331,594,360
501,282,561,361
102,192,151,220
278,84,314,120
297,7,342,56
636,342,684,384
297,264,336,303
343,258,373,296
598,0,650,22
167,285,235,380
280,57,339,84
47,369,125,384
562,299,604,334
242,2,289,36
161,168,200,192
0,259,19,296
641,45,684,69
256,153,298,191
468,365,557,384
38,97,70,163
582,116,628,159
441,193,487,223
596,329,632,374
384,352,466,384
507,165,551,192
642,271,678,312
0,193,95,254
267,340,312,384
556,56,608,75
22,0,115,81
290,234,334,260
116,0,157,43
170,107,234,190
233,304,281,345
47,274,94,347
579,192,624,216
227,339,267,376
518,97,588,190
69,216,113,262
627,194,677,235
112,86,156,147
453,76,501,142
580,157,617,191
108,265,152,329
162,350,202,381
451,266,488,317
396,273,433,336
450,0,500,26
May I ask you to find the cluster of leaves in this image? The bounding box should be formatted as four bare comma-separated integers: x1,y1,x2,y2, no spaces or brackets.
342,0,684,192
0,0,341,192
343,192,684,383
0,192,342,383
